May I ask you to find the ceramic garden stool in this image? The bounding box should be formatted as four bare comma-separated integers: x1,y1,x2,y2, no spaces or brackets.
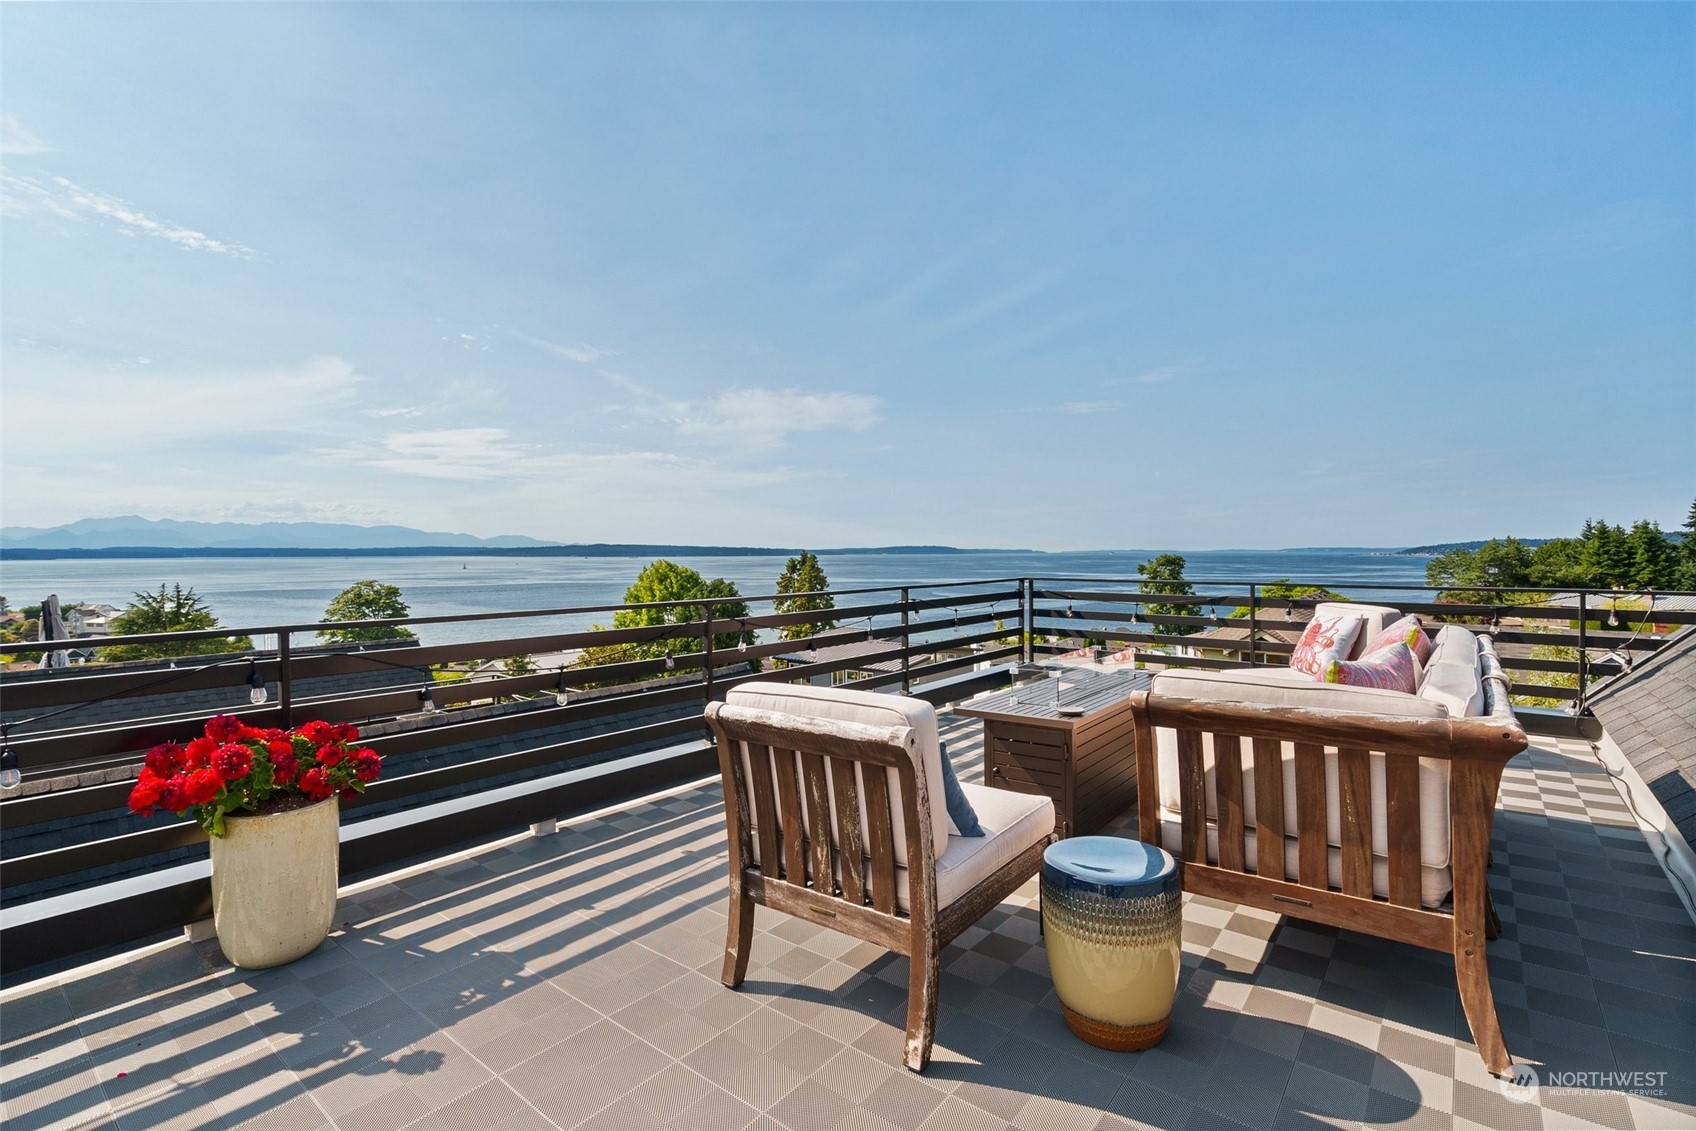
1042,836,1183,1051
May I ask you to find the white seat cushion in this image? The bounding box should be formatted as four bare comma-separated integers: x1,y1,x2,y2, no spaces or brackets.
1155,816,1452,908
1150,667,1453,869
726,682,950,864
1417,626,1485,718
886,783,1054,913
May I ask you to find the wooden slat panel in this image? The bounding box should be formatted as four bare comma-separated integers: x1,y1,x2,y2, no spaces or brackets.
1293,743,1326,889
829,757,866,906
1385,753,1422,908
1215,734,1246,873
771,748,807,887
1252,738,1284,881
746,744,781,879
1176,729,1206,865
862,770,897,915
800,751,834,895
1337,747,1372,899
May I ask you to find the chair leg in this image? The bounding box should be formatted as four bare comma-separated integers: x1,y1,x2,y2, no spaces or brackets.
721,881,755,988
902,930,941,1072
1454,926,1510,1075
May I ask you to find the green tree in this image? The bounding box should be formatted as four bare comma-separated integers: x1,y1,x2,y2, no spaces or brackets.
1528,538,1587,588
1426,538,1533,604
317,580,416,644
1136,553,1201,637
773,551,837,641
104,584,252,660
580,560,757,674
1580,521,1631,589
1626,520,1678,590
1680,499,1696,589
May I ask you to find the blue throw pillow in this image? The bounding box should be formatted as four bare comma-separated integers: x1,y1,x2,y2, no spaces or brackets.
937,740,984,837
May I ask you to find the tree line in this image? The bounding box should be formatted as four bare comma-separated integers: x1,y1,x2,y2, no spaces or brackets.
1425,499,1696,603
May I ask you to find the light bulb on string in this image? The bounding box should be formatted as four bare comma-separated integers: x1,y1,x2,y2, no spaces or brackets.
555,670,570,707
664,653,676,671
0,744,19,791
418,687,438,713
247,662,269,705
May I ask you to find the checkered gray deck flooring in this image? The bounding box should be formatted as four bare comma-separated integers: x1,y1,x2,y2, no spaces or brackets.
3,723,1692,1131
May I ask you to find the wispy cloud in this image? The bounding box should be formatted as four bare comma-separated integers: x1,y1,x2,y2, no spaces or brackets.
0,173,257,258
1108,359,1201,386
363,428,531,480
519,333,617,365
668,387,881,440
1488,201,1670,264
1058,400,1122,415
1,115,52,156
363,406,425,418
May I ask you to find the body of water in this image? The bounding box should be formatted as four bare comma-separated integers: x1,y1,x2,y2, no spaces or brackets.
0,549,1435,646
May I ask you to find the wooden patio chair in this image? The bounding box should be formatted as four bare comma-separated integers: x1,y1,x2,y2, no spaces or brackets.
705,683,1056,1071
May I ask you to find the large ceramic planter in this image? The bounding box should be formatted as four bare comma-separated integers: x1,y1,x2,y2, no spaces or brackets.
211,796,339,969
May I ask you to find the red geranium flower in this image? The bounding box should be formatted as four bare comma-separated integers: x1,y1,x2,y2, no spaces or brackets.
272,750,300,784
143,743,184,777
128,770,167,815
183,736,216,770
339,785,358,800
266,737,292,758
316,743,344,768
212,743,253,782
299,767,332,802
182,768,224,807
297,720,335,745
205,715,245,744
353,748,382,783
157,775,188,811
333,723,359,744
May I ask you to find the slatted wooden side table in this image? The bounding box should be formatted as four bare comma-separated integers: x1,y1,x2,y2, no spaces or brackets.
954,668,1149,837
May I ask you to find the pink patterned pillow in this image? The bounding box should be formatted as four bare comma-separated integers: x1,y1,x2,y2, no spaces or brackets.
1289,613,1363,676
1319,642,1418,693
1360,614,1432,665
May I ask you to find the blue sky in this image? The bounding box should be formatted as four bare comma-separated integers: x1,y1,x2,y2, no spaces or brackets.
2,4,1691,550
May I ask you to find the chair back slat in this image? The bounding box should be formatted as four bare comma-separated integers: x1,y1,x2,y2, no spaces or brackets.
1385,752,1423,908
862,770,899,914
1214,733,1246,873
1251,737,1285,881
1293,742,1327,888
800,751,835,894
829,756,868,906
746,743,783,879
771,748,808,886
1336,747,1372,898
1175,728,1207,864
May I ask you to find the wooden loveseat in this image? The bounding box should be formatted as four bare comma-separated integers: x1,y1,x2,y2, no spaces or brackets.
1128,607,1528,1075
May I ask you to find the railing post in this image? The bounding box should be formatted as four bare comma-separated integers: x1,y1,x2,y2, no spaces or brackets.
1576,591,1588,714
277,631,293,727
900,587,912,694
1247,583,1258,667
702,602,714,701
1022,578,1033,664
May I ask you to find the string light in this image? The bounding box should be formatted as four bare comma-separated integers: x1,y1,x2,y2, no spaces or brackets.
664,653,676,671
0,741,18,790
418,687,438,713
247,662,269,705
555,670,570,707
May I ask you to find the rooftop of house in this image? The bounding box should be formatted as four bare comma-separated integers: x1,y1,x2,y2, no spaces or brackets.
1589,629,1696,854
3,715,1692,1131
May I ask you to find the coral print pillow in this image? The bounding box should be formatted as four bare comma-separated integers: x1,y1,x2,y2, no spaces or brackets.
1289,613,1364,676
1320,642,1419,694
1360,614,1433,665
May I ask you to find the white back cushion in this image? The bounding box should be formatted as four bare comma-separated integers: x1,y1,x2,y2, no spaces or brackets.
725,682,950,865
1149,667,1452,869
1314,602,1402,659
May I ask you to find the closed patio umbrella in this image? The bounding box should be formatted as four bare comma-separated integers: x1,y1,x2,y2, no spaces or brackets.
39,594,70,670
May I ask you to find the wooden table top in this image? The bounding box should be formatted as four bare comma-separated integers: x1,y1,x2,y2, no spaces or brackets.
953,668,1150,727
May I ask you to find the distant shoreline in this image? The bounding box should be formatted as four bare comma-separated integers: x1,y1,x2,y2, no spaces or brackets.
0,544,1026,561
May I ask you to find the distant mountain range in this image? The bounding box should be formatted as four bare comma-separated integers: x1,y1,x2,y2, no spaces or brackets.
0,516,556,551
1395,539,1552,555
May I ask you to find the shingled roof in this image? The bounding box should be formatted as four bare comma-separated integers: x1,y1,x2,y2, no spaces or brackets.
1587,628,1696,851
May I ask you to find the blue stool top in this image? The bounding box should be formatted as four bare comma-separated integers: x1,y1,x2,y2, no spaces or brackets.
1043,837,1179,899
